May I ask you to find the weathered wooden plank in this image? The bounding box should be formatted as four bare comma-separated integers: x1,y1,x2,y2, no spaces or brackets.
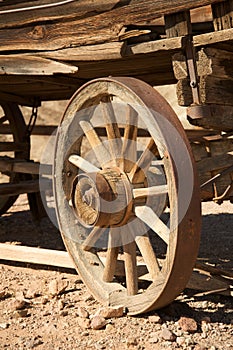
187,105,233,131
212,0,233,30
0,124,57,135
0,180,40,196
38,42,126,61
177,76,233,106
125,35,183,56
0,158,52,175
0,142,28,152
0,0,228,52
193,27,233,47
0,0,122,29
173,47,233,80
0,243,75,269
197,153,233,173
164,11,192,37
0,91,35,106
0,0,225,30
0,55,78,75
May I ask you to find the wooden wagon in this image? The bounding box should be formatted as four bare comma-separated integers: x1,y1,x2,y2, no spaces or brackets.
0,0,232,315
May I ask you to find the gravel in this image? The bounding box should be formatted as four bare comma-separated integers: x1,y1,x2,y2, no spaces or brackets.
0,196,232,349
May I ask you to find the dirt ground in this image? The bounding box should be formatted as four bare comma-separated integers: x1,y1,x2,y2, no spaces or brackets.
0,196,232,350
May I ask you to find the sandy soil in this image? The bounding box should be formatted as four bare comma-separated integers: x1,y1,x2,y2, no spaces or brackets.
0,196,232,350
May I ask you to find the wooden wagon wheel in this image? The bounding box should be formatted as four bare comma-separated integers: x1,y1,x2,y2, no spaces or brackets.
0,102,29,215
54,77,201,315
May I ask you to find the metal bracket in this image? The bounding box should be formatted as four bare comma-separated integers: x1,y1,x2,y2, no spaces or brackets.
185,35,201,105
26,98,40,137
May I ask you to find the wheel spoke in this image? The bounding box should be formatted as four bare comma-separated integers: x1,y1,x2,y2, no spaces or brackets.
121,229,138,295
135,205,170,244
102,228,121,282
69,155,100,173
101,101,122,165
128,138,158,183
133,185,168,199
81,226,107,251
79,120,111,167
121,105,138,172
129,221,160,280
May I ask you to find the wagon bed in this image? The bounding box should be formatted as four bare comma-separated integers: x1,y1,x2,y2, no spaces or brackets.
0,0,232,104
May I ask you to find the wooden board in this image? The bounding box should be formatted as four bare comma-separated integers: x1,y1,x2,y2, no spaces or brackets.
0,0,224,31
0,243,75,269
0,56,78,75
0,243,232,296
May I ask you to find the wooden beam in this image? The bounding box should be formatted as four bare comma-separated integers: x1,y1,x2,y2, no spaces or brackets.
0,243,231,296
0,56,78,75
0,0,225,30
187,104,233,131
164,10,192,38
0,1,227,52
0,243,75,269
38,42,126,61
193,27,233,47
0,180,39,196
173,47,233,80
212,0,233,30
177,76,233,106
0,158,52,175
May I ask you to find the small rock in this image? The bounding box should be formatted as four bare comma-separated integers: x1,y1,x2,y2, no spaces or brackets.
0,323,9,329
14,309,28,318
95,306,124,319
77,306,89,318
176,336,185,346
185,337,194,346
27,336,43,348
194,345,207,350
201,319,211,333
78,317,91,330
59,310,68,317
57,299,65,310
48,279,68,297
81,331,89,336
90,316,107,330
126,337,138,346
178,317,197,333
201,332,207,339
41,296,49,305
42,310,51,316
160,327,176,342
15,291,25,300
9,299,26,311
148,332,159,343
105,323,114,332
84,294,95,302
25,288,40,299
148,314,162,324
202,301,208,309
0,290,6,299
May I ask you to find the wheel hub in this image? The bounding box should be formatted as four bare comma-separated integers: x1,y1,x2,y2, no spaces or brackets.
71,168,133,227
